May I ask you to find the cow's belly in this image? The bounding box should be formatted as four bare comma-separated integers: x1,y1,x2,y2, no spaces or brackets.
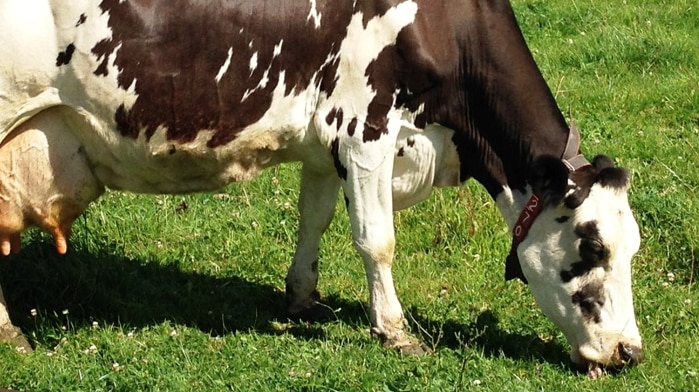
78,120,314,194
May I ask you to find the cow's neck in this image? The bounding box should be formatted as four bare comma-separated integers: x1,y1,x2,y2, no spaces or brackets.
449,2,572,229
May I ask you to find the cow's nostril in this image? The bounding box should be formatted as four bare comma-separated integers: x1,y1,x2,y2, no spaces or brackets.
618,342,644,365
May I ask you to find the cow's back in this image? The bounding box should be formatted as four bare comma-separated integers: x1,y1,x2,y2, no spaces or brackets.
1,1,367,193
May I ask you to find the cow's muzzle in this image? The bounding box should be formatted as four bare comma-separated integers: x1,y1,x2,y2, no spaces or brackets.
578,341,644,379
618,341,644,366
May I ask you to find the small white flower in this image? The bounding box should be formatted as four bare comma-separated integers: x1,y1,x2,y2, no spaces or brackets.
83,344,98,354
170,329,178,337
30,309,38,317
61,309,69,315
685,299,692,305
92,321,99,329
667,272,675,282
472,379,482,386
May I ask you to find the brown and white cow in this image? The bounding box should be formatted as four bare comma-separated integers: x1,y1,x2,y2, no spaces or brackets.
0,0,642,376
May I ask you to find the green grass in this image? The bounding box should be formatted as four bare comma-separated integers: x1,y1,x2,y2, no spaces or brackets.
1,0,698,390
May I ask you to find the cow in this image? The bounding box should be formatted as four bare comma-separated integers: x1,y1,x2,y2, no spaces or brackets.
0,0,642,377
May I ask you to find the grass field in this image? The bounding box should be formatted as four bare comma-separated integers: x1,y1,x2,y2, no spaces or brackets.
1,0,698,390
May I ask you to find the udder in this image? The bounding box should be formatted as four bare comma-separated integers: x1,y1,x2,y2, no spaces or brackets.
0,108,104,255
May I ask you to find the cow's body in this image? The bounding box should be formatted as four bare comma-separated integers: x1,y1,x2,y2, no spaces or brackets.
0,0,643,376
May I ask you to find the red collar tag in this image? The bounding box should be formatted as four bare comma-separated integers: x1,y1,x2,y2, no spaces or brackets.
512,194,544,244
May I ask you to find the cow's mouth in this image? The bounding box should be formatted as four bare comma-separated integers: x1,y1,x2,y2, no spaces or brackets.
585,362,605,380
575,342,644,380
574,359,621,380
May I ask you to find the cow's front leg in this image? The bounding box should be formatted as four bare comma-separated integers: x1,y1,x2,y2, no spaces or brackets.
0,284,32,353
341,144,426,354
286,165,341,316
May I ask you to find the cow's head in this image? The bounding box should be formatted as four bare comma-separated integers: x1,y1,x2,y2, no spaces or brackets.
506,155,643,377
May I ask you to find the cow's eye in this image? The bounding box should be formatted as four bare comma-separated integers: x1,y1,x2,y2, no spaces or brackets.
555,215,570,223
579,238,608,264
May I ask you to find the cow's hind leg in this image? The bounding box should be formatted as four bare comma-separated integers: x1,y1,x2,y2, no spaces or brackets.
285,166,340,317
0,284,32,353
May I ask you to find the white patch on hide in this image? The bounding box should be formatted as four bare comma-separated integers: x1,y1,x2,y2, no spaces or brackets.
307,0,322,29
273,40,284,58
249,52,258,74
241,66,271,102
315,2,419,163
215,47,234,83
242,40,283,102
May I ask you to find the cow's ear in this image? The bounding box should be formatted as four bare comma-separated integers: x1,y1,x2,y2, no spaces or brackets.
593,155,630,189
564,155,627,209
528,155,569,206
505,239,528,283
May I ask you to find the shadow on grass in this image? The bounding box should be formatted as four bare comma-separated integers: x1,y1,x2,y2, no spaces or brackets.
0,241,297,341
1,239,569,369
405,306,574,371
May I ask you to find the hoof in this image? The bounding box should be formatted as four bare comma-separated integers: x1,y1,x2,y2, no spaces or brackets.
286,291,335,322
395,341,432,356
372,327,432,356
0,325,33,354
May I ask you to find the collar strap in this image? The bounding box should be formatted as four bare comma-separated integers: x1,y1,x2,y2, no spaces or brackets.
562,120,591,171
512,193,544,244
511,120,591,245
